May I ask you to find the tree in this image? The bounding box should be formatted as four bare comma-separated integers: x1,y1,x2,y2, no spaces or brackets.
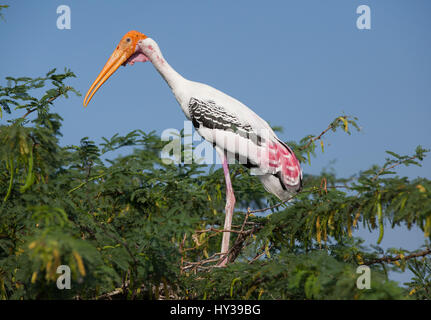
0,67,430,300
0,5,8,21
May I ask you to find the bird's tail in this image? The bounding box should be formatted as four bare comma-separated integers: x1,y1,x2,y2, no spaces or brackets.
257,139,302,200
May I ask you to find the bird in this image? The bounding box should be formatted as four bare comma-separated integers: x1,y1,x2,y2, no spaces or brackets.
83,30,302,266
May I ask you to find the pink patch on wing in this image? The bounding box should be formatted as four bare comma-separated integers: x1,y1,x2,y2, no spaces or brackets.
264,140,301,186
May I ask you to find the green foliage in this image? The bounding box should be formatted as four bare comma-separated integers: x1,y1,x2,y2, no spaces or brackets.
182,249,406,300
406,256,431,298
0,69,430,300
0,5,8,21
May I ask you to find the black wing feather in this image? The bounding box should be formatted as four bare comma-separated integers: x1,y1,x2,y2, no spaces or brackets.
188,98,252,133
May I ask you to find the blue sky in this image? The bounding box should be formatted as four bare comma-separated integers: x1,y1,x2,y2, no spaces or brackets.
1,1,430,286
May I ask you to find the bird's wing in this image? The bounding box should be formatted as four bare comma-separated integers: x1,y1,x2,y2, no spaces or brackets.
188,96,261,164
185,81,276,134
188,97,302,190
188,97,254,135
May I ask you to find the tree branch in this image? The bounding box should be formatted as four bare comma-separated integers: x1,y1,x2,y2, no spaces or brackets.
364,248,431,266
21,90,64,119
300,116,353,151
371,155,418,182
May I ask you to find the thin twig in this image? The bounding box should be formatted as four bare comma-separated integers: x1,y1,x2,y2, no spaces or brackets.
364,248,431,266
21,91,63,119
249,244,273,264
196,227,246,234
371,155,418,181
96,288,124,300
21,108,37,119
300,118,347,151
68,172,107,194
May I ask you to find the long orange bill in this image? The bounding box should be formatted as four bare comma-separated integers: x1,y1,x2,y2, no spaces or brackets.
83,50,128,107
83,30,147,107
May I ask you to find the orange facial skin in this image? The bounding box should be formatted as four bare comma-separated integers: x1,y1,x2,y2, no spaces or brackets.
83,30,147,107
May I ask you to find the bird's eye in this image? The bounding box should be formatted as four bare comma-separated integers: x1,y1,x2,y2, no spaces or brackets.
126,37,131,43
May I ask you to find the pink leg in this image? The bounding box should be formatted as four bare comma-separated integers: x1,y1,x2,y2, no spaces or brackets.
218,152,236,266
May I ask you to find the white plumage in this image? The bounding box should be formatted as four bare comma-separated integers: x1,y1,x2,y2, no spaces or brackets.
138,38,302,198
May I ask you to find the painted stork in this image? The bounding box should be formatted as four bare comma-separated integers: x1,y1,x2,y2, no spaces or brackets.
83,31,302,266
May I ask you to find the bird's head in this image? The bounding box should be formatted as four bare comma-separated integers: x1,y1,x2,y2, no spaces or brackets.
83,30,150,107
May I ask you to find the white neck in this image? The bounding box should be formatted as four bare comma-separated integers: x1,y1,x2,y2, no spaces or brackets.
151,52,184,90
141,38,189,105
